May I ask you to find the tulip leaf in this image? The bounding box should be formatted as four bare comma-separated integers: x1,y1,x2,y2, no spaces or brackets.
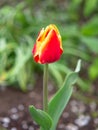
84,0,97,16
29,105,52,130
81,16,98,36
48,60,81,130
81,36,98,53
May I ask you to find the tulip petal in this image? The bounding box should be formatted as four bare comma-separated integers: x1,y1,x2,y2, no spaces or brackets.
39,30,63,64
32,24,63,64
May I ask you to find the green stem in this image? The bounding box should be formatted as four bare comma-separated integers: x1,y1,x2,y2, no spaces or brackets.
43,64,48,112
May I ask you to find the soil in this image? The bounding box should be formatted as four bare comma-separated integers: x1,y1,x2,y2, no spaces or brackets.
0,76,98,130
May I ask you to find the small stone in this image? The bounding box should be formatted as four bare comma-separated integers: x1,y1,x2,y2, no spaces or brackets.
75,115,90,127
29,126,34,130
70,100,77,106
22,123,28,129
2,117,10,123
89,102,96,111
2,122,9,128
29,92,36,98
10,108,18,113
58,124,65,129
22,121,28,129
94,118,98,124
10,114,19,120
11,127,17,130
65,123,79,130
62,112,69,118
18,104,24,111
71,105,78,113
70,100,86,114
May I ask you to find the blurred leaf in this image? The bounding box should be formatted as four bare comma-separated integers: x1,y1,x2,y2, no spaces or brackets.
9,43,32,90
77,78,90,91
0,0,94,92
64,47,90,61
49,61,89,91
81,36,98,53
16,66,27,91
49,64,64,87
81,16,98,36
84,0,98,16
89,59,98,80
61,24,79,39
0,38,6,52
72,0,82,6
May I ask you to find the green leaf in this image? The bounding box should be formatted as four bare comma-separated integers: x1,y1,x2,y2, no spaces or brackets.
49,64,64,88
89,59,98,80
29,105,52,130
61,24,79,39
84,0,97,16
72,0,82,6
81,36,98,53
81,16,98,36
48,60,81,130
64,47,90,61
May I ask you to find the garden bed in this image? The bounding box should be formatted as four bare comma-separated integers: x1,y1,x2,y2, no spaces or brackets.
0,76,98,130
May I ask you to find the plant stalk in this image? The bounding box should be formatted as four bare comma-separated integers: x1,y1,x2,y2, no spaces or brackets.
43,64,48,112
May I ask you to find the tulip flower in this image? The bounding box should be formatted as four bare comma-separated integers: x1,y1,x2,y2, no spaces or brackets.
32,24,63,64
30,24,81,130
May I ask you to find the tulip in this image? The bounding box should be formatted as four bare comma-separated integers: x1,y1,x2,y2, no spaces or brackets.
32,24,63,64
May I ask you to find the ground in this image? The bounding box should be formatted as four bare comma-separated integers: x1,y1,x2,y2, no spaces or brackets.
0,76,98,130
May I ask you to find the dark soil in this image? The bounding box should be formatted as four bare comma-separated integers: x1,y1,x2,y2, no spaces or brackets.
0,76,98,130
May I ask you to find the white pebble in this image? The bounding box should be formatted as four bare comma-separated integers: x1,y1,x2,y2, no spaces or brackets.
2,117,10,123
89,102,96,111
94,118,98,124
70,100,86,114
10,108,18,113
58,124,65,129
11,127,17,130
18,104,24,111
10,114,19,120
62,112,69,118
2,122,9,128
66,123,78,130
29,126,34,130
22,123,28,129
22,121,28,129
75,115,90,127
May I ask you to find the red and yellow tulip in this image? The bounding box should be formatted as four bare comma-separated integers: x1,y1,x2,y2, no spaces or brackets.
32,24,63,64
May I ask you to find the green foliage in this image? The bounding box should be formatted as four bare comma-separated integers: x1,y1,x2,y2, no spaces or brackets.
0,0,98,91
0,4,35,91
89,59,98,80
29,60,81,130
84,0,98,16
48,73,78,130
81,16,98,36
29,106,52,130
81,36,98,53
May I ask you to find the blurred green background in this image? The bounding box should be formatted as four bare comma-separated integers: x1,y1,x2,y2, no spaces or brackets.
0,0,98,92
